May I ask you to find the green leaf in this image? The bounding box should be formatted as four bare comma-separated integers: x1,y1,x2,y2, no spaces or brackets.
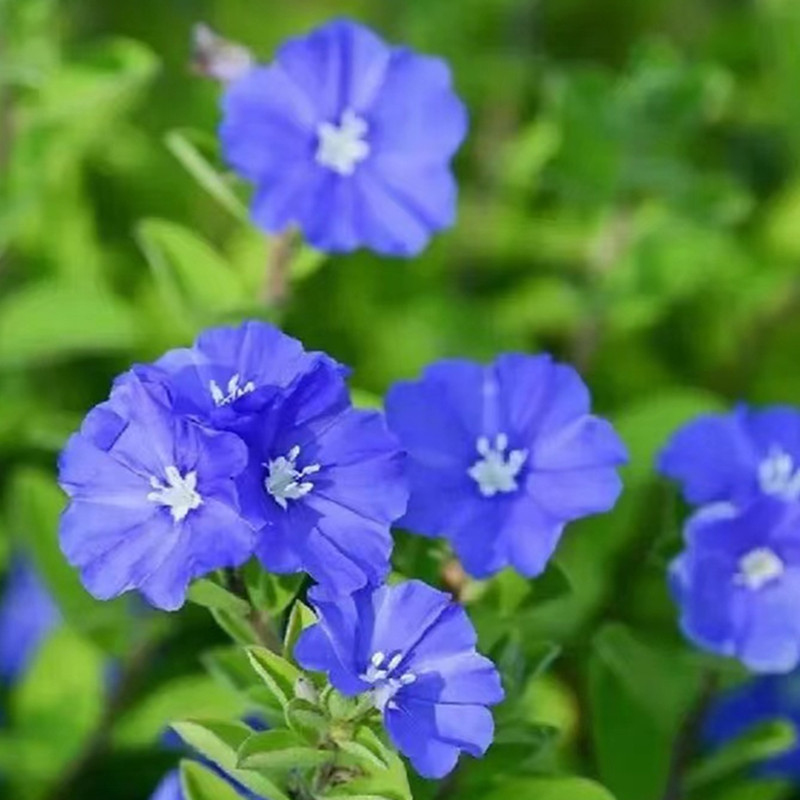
188,578,251,616
482,777,616,800
327,749,412,800
246,646,303,709
283,600,317,661
237,729,333,771
165,129,248,222
589,624,705,800
336,727,392,771
172,720,291,800
181,760,244,800
211,607,261,646
136,218,244,319
0,281,137,366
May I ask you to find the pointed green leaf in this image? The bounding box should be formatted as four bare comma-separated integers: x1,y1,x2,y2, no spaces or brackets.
180,760,242,800
172,719,291,800
246,646,303,709
283,600,317,660
337,727,391,770
237,729,333,771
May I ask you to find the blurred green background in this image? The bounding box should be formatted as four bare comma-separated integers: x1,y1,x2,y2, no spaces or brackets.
4,0,800,798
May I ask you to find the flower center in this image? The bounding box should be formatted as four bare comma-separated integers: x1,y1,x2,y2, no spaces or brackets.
360,651,417,712
265,445,320,510
147,466,203,522
735,547,785,591
758,446,800,501
315,110,370,176
209,373,255,407
468,433,528,497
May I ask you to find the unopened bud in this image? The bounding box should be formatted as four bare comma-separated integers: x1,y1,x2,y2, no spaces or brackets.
191,23,254,84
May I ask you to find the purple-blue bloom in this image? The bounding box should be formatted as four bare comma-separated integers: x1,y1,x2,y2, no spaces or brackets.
385,355,627,578
220,18,467,257
58,373,253,611
295,579,504,779
705,672,800,780
670,499,800,674
0,557,60,682
658,405,800,508
235,358,407,592
147,320,344,434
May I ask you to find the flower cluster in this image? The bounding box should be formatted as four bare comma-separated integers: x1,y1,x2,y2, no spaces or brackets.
220,18,467,257
58,321,407,611
659,406,800,673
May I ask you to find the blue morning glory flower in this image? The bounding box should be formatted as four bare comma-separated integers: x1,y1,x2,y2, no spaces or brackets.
235,358,407,593
220,18,468,256
658,405,800,508
385,355,627,578
705,672,800,780
295,579,504,779
58,373,253,611
670,499,800,673
0,557,60,682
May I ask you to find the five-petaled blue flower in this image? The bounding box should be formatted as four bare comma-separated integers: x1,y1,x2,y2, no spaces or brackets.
58,373,254,611
234,356,408,592
658,405,800,508
295,579,504,778
0,557,60,682
670,499,800,674
385,355,627,578
705,671,800,780
220,18,468,257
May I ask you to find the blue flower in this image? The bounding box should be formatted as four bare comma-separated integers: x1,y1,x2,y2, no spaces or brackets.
58,373,253,611
385,355,627,578
0,557,60,682
658,405,800,508
235,358,407,593
148,321,346,433
295,579,504,779
705,672,800,780
670,499,800,673
220,18,467,257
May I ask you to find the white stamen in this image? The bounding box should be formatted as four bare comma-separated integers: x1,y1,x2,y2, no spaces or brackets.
265,445,321,510
735,547,785,591
315,110,370,176
360,651,417,712
209,373,255,407
468,433,528,497
147,466,203,522
758,446,800,501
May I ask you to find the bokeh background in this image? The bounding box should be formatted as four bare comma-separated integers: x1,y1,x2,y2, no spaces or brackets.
3,0,800,798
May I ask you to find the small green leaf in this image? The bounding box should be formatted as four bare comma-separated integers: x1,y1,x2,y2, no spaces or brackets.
136,218,244,319
188,578,251,615
210,607,260,645
242,563,303,616
337,727,392,770
0,281,137,366
283,600,317,660
172,720,291,800
237,729,333,771
327,749,412,800
246,646,303,709
180,760,243,800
